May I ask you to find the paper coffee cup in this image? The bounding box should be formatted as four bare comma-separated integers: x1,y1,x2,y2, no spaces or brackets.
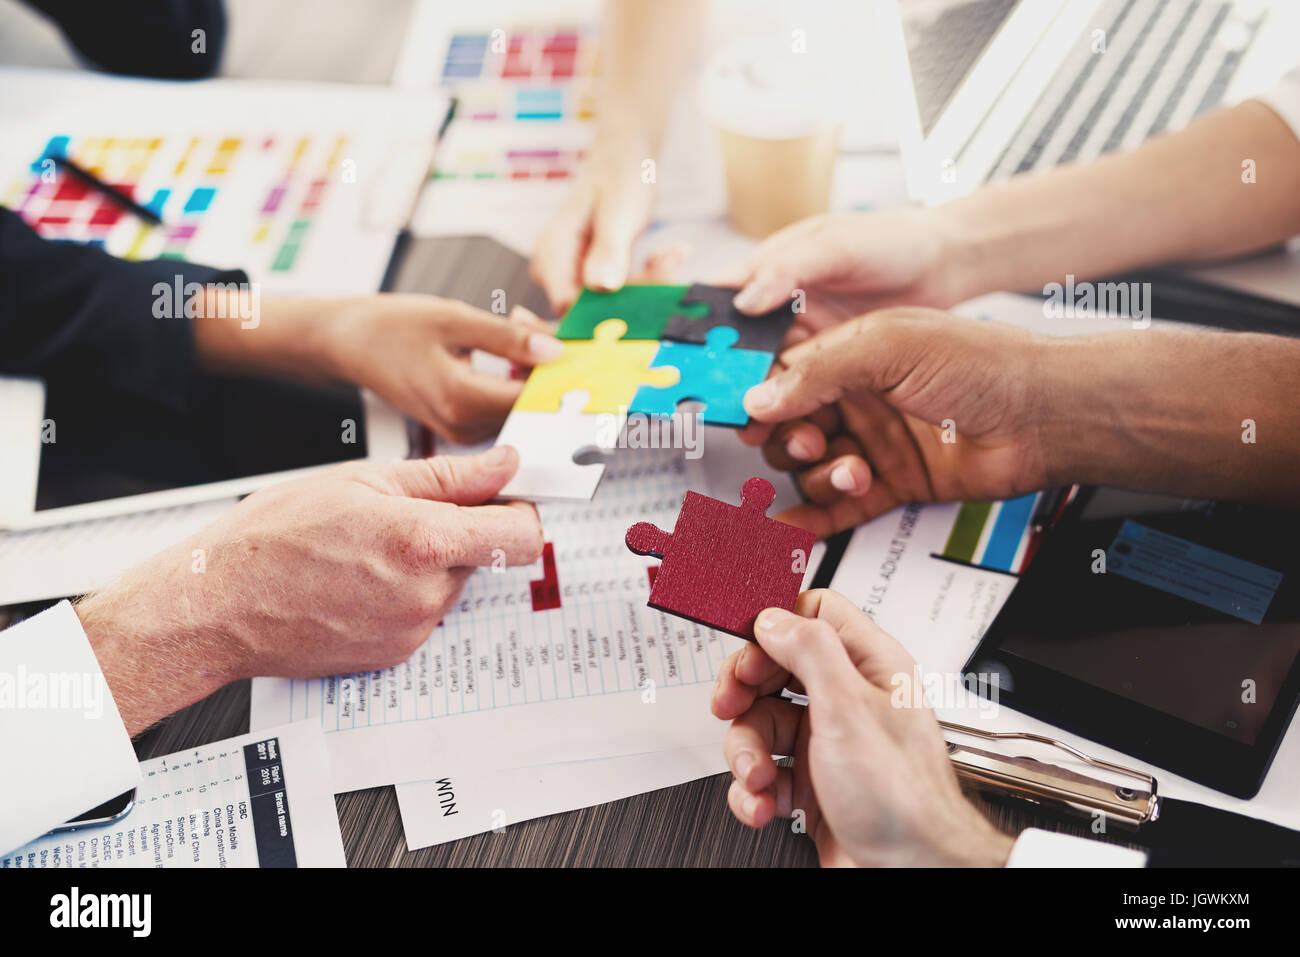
700,37,847,238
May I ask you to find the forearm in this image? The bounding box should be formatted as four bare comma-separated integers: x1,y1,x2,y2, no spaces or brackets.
937,101,1300,301
1039,329,1300,505
74,547,244,736
191,290,349,384
596,0,704,152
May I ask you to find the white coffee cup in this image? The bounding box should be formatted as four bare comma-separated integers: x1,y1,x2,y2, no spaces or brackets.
700,36,848,238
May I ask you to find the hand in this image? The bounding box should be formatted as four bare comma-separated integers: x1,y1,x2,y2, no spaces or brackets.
711,589,1015,867
530,132,656,313
196,291,564,443
76,447,543,734
321,295,563,442
716,209,966,344
741,309,1052,538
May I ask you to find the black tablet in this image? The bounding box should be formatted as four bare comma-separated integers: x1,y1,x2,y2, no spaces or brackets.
965,487,1300,798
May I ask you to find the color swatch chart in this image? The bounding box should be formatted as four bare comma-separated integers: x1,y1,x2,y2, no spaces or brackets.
432,143,586,181
259,447,744,732
937,492,1041,574
4,130,348,280
439,25,599,123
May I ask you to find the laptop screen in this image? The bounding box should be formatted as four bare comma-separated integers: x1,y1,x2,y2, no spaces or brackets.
899,0,1020,136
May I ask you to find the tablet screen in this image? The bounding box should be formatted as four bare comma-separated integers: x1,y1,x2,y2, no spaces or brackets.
967,488,1300,794
35,373,368,511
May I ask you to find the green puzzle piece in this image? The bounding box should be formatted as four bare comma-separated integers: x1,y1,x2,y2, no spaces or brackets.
556,284,710,341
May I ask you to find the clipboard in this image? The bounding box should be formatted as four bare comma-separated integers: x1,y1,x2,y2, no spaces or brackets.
941,721,1159,829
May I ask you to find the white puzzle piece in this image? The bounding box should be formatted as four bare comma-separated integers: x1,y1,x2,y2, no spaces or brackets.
496,390,621,501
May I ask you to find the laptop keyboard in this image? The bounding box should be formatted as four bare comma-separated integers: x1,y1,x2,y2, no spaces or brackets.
987,0,1267,180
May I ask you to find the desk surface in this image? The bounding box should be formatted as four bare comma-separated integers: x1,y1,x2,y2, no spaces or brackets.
1,0,1136,866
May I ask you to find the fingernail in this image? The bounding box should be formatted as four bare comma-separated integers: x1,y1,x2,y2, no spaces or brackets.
745,380,777,413
735,752,755,783
528,332,565,363
484,445,512,466
754,607,793,636
584,260,623,291
511,304,542,324
733,284,763,312
830,464,857,493
744,793,762,818
786,435,814,461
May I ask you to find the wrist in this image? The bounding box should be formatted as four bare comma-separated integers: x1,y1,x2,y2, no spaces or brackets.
1034,334,1153,489
74,547,247,735
929,810,1016,867
929,202,997,305
193,292,350,383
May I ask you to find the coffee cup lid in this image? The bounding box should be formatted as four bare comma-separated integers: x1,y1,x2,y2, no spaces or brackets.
699,35,850,140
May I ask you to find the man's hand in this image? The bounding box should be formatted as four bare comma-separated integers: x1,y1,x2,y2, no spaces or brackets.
717,210,966,344
741,309,1052,538
76,447,544,735
711,589,1014,867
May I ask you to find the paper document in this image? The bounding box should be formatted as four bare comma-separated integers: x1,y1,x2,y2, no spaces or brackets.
396,745,726,850
0,498,238,606
0,68,443,295
1,721,344,868
252,434,817,793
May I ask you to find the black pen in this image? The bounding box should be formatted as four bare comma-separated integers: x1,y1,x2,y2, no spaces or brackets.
51,153,164,226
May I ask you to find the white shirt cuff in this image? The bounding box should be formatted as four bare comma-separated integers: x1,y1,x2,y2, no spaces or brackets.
1255,64,1300,142
1006,828,1148,868
0,601,140,856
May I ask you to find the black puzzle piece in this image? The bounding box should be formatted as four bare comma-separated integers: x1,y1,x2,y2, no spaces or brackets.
661,282,796,354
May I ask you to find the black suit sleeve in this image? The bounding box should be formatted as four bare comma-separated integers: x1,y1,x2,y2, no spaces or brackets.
0,206,248,413
23,0,227,79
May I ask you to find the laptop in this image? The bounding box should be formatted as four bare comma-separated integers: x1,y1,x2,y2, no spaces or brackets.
876,0,1300,205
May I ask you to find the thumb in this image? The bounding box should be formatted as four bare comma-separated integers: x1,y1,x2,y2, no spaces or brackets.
374,446,520,505
742,314,924,423
750,607,865,704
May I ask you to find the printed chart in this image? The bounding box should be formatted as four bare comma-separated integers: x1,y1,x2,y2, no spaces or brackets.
935,492,1042,574
0,68,444,294
7,132,349,278
251,439,806,792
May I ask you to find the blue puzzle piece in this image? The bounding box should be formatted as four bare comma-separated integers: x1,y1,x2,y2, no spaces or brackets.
628,326,774,427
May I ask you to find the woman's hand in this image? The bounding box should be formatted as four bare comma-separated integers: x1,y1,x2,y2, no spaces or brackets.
530,131,657,314
322,295,562,442
195,291,565,443
717,209,968,344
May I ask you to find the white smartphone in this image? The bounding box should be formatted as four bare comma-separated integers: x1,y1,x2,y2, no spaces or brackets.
0,375,407,530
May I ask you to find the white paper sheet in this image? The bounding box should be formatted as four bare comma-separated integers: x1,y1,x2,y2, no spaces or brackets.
827,294,1300,830
0,68,443,296
1,721,344,868
0,498,239,606
251,432,821,793
396,745,726,850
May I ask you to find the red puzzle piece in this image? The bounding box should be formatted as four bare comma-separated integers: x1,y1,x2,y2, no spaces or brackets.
625,477,815,640
530,542,561,611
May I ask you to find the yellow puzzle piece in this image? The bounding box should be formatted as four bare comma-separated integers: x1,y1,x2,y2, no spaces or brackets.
514,318,679,414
